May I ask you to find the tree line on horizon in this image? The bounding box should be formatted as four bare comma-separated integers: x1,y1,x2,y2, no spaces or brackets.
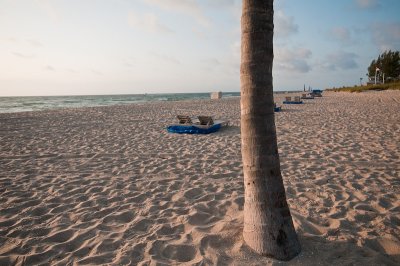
367,50,400,83
326,50,400,92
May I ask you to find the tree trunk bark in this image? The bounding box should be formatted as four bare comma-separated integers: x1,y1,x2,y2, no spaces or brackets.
240,0,301,260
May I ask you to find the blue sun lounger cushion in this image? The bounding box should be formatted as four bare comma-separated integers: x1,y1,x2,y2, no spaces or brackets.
167,115,227,134
167,123,222,134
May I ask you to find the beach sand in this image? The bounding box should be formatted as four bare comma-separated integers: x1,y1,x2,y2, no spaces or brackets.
0,90,399,265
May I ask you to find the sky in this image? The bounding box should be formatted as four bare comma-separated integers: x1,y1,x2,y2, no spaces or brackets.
0,0,399,96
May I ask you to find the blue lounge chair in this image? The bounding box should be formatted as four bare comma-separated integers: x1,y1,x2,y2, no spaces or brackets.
283,96,303,104
167,115,227,134
301,93,314,99
311,89,323,97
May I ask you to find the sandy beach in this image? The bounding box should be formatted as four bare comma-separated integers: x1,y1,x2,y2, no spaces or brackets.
0,90,399,265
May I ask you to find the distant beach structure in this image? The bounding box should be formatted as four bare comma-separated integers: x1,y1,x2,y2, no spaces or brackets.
210,91,222,99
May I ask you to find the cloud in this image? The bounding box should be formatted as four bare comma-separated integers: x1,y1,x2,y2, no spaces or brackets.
203,0,235,8
142,0,211,27
66,68,78,74
150,52,180,65
201,58,222,68
91,69,103,76
124,62,134,68
199,57,224,73
371,22,400,51
275,10,298,39
231,41,240,58
123,57,136,68
34,0,61,23
226,40,241,72
27,39,44,47
205,0,236,8
202,0,240,23
355,0,380,10
275,47,312,73
323,51,359,70
2,37,19,43
3,38,43,47
12,52,35,59
44,65,55,71
128,11,173,34
330,27,353,44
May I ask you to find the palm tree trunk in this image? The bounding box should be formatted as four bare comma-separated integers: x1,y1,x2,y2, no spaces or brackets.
240,0,301,260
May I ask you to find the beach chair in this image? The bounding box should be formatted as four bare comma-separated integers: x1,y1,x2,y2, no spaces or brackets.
177,115,192,124
167,115,227,134
301,93,314,99
283,96,303,104
311,89,323,97
197,116,214,126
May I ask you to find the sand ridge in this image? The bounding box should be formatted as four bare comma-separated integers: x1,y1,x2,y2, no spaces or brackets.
0,91,399,265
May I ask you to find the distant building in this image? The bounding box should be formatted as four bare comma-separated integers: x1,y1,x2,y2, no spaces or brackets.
211,91,222,100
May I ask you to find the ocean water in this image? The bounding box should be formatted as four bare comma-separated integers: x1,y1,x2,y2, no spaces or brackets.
0,92,241,114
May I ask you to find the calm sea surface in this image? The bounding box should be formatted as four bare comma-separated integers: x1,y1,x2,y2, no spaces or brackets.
0,91,298,114
0,92,243,114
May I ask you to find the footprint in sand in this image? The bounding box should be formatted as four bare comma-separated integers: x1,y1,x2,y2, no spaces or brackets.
183,188,203,199
354,203,377,212
231,196,244,211
363,238,400,257
329,205,347,219
131,218,152,232
124,243,146,265
167,180,183,191
44,229,75,243
161,244,197,262
199,234,234,255
103,210,135,224
155,224,184,236
30,206,49,217
187,211,220,227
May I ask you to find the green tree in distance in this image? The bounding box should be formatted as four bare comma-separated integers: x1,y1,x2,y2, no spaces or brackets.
367,50,400,82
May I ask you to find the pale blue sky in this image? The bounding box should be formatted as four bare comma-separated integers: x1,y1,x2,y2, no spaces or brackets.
1,0,399,96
